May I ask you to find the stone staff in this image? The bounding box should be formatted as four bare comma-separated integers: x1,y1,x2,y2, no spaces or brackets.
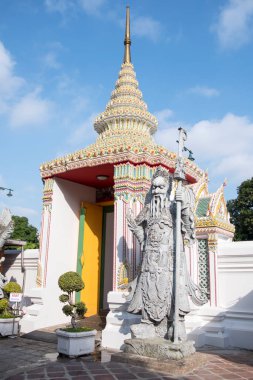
173,127,187,344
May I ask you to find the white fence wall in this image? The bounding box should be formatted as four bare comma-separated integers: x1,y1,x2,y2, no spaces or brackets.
2,249,39,294
187,240,253,350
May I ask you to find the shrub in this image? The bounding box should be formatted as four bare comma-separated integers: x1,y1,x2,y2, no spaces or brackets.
59,294,69,303
75,302,87,317
58,271,87,329
0,298,8,312
58,272,84,293
0,311,14,318
0,279,22,318
4,282,22,295
62,304,73,316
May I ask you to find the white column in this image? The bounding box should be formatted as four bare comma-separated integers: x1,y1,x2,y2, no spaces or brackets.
208,235,218,307
38,178,54,287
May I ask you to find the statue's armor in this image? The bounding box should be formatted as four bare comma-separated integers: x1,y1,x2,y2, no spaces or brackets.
126,171,207,341
141,208,173,322
128,204,191,323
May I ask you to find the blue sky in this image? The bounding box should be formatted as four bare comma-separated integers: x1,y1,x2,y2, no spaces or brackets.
0,0,253,228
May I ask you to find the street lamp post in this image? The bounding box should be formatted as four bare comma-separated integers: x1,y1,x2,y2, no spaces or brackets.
0,187,14,197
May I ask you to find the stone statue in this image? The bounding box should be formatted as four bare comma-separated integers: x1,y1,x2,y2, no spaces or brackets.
0,270,8,299
0,209,13,298
126,167,207,350
0,208,14,250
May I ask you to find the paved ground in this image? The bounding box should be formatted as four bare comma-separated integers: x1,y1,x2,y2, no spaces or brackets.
1,335,253,380
1,315,253,380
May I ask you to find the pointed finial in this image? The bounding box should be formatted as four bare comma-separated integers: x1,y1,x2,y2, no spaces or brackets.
124,6,131,63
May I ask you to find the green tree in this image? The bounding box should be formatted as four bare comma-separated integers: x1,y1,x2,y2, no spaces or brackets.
9,216,39,249
227,178,253,241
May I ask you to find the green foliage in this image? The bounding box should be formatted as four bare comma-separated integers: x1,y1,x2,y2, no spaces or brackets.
9,215,39,249
62,304,74,316
58,271,84,294
0,298,8,312
3,282,22,295
0,298,14,318
61,327,93,333
75,302,87,317
58,271,87,328
59,294,69,303
0,311,14,318
227,178,253,241
0,279,21,318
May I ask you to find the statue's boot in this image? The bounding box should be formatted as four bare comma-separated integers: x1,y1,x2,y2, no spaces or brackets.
130,321,156,339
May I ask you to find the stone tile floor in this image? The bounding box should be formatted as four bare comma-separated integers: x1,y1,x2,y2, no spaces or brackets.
1,336,253,380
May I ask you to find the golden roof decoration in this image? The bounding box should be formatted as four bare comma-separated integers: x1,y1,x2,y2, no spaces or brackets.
39,7,204,184
94,7,158,136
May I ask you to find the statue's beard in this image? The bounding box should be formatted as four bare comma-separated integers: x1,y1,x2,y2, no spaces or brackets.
150,194,167,218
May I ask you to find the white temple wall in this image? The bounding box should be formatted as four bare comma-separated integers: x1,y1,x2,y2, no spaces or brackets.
216,241,253,349
217,241,253,310
2,249,39,294
187,240,253,350
43,178,96,288
20,178,96,332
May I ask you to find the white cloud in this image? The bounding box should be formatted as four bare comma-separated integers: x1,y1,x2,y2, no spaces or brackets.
132,16,162,42
44,1,163,43
71,96,90,113
68,113,97,146
155,108,173,125
0,200,37,217
0,40,53,130
155,108,188,152
213,0,253,49
155,112,253,189
189,114,253,158
44,0,74,14
214,153,253,183
10,88,53,128
45,0,106,16
188,86,220,97
79,0,106,16
43,52,61,69
42,41,64,70
11,206,38,217
0,41,24,103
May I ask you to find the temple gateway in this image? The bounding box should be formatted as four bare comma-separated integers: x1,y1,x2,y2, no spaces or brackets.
20,7,247,351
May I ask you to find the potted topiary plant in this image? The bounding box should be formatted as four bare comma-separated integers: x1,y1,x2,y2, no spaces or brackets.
56,271,97,357
0,281,22,336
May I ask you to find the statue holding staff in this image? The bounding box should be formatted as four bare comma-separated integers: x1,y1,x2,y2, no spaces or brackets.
126,129,207,344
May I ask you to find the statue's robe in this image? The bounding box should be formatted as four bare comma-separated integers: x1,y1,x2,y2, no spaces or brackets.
127,204,190,323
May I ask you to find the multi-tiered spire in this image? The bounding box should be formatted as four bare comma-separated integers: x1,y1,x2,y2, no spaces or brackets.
40,6,204,184
94,6,158,137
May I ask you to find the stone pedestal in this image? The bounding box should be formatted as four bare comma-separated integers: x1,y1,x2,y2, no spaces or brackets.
124,338,195,360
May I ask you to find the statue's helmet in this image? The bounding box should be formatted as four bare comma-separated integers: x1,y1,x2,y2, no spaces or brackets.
151,168,170,197
152,168,170,182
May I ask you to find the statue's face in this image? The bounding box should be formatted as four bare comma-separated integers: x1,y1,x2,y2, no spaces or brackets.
151,176,169,198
